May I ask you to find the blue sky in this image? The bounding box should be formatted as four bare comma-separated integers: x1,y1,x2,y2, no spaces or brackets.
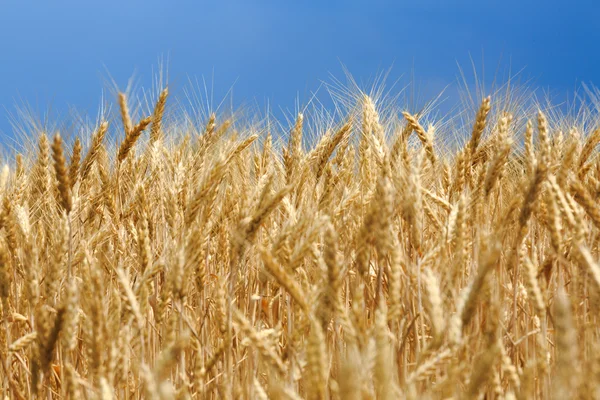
1,0,599,142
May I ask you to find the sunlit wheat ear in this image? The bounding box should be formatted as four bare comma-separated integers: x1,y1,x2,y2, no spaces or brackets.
31,133,51,207
537,110,550,163
571,179,600,229
464,96,492,185
362,95,385,144
260,247,308,313
283,113,304,182
9,331,38,353
118,92,133,134
450,148,466,200
150,87,169,142
467,96,492,157
578,126,600,174
402,111,436,166
359,95,376,187
117,115,152,162
516,138,549,244
484,114,513,196
52,133,72,214
520,247,545,318
557,137,578,187
545,181,563,252
80,121,108,181
312,119,352,182
69,137,82,189
318,220,342,328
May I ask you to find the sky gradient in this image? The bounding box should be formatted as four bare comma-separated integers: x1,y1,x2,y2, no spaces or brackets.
1,0,599,143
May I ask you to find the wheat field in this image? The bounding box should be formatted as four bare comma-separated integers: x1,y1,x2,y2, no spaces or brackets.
0,81,598,399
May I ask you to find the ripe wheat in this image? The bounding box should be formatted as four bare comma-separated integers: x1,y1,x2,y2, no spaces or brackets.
0,82,599,400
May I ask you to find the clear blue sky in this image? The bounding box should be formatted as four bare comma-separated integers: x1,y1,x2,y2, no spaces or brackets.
1,0,599,141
